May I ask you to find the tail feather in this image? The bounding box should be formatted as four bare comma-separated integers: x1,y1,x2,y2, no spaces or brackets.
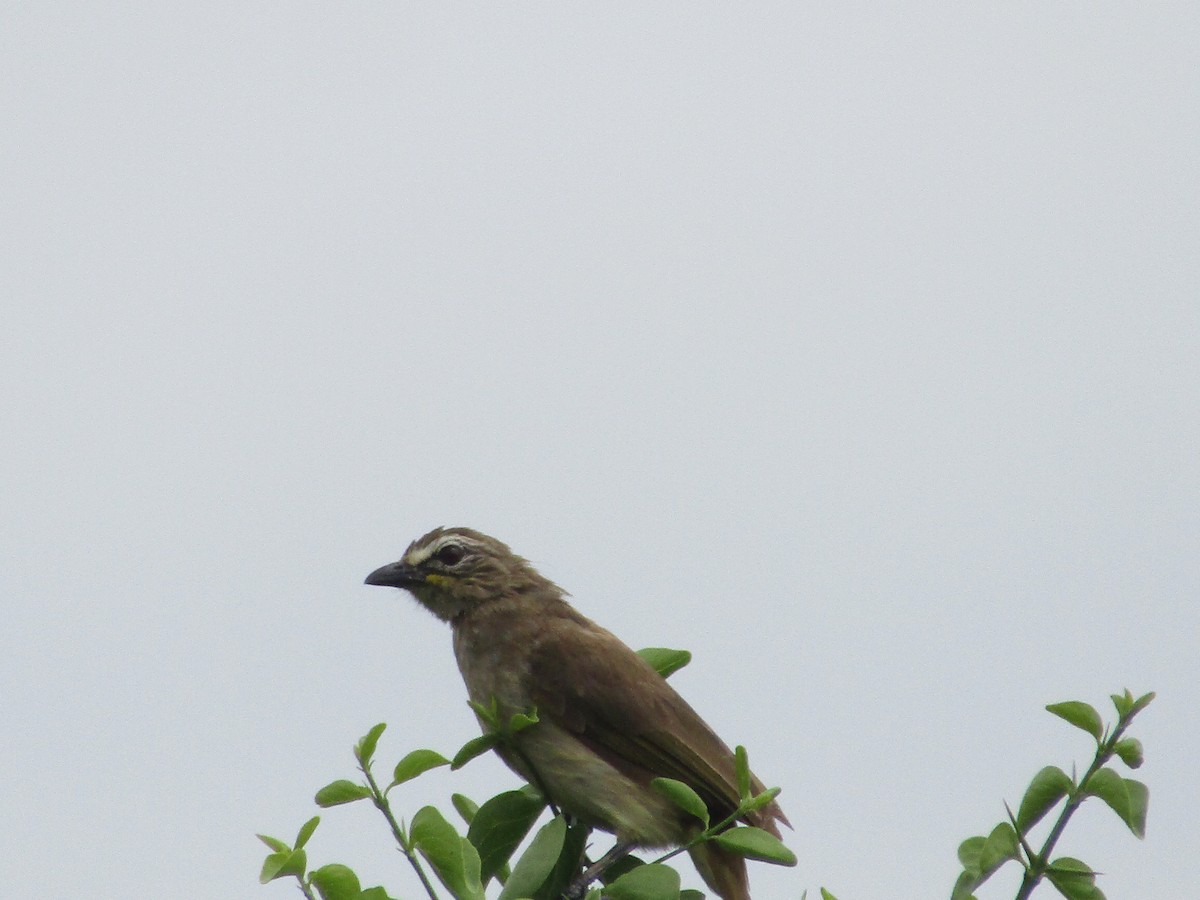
688,842,751,900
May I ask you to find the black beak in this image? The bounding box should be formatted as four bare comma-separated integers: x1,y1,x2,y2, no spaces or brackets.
364,560,423,588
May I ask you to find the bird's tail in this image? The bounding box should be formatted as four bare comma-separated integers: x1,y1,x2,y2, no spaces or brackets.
689,842,750,900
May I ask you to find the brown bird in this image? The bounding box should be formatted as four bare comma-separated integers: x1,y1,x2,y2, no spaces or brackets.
365,526,789,900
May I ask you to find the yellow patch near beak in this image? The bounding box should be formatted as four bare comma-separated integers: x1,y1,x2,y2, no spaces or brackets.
424,573,450,587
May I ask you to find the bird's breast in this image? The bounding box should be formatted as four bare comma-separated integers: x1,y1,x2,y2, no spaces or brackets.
452,623,534,712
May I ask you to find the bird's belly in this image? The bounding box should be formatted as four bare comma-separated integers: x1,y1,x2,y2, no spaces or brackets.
508,721,689,849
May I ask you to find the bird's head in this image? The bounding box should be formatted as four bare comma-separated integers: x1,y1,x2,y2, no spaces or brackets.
364,526,560,622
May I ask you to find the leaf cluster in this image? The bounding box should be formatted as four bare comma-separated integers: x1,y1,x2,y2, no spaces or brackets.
951,690,1154,900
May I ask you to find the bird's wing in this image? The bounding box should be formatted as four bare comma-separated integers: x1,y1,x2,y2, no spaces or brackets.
527,616,785,832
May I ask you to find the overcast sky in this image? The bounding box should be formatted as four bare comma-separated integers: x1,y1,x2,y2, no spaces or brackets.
3,5,1197,899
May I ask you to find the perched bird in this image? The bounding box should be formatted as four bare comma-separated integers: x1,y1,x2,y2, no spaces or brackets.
365,526,789,900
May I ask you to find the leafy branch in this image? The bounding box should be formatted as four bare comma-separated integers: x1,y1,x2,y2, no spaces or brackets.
952,689,1154,900
648,744,795,870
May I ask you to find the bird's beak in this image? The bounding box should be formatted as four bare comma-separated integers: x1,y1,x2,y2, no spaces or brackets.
364,560,423,588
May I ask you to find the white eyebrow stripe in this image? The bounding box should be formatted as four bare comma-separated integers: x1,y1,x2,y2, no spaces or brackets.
405,532,479,566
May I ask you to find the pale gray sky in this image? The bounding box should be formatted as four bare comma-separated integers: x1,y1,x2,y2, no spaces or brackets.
2,5,1197,899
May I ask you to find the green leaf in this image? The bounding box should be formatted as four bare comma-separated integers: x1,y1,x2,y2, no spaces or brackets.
314,780,371,807
681,891,706,900
1016,766,1074,831
600,854,647,885
390,749,451,788
744,786,782,815
1082,770,1149,838
1046,857,1105,900
1113,737,1144,769
452,733,501,770
950,867,983,900
355,723,387,767
819,890,841,900
956,835,984,872
519,782,544,798
976,823,1019,876
452,792,480,826
466,788,548,884
508,708,539,733
1130,691,1156,716
1083,767,1130,823
1110,691,1132,717
294,816,320,850
711,826,797,866
469,698,501,729
360,888,395,900
734,745,751,800
257,833,289,853
636,647,693,679
1046,701,1104,742
311,863,362,900
497,815,567,900
259,848,306,883
652,778,709,826
1123,778,1149,839
605,863,681,900
411,806,485,900
1048,857,1097,880
535,818,591,900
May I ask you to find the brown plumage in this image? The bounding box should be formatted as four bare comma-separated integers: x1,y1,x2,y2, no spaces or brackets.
365,526,789,900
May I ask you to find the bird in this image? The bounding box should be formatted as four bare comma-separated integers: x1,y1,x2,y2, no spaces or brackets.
364,526,789,900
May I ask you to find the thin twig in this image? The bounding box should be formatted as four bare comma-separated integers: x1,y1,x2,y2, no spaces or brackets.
1014,714,1135,900
293,875,318,900
361,762,443,900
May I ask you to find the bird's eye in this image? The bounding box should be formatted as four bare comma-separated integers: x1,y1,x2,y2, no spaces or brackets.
434,544,465,567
